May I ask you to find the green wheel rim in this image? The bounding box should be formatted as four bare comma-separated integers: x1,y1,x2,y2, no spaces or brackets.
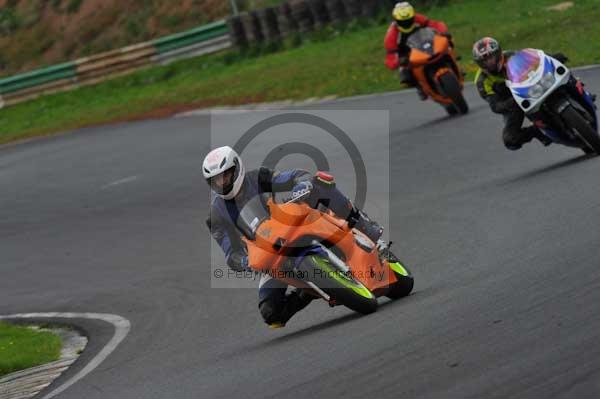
310,256,374,299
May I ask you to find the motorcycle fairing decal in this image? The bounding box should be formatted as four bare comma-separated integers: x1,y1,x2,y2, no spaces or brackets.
544,56,555,76
310,256,375,299
513,86,529,98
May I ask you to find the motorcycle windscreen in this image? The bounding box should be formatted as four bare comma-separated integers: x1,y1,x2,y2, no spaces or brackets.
235,194,270,240
506,49,541,83
406,28,436,55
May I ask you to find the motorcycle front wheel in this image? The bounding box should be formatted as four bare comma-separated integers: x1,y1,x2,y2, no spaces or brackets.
439,72,469,115
386,258,415,300
561,105,600,154
296,255,378,315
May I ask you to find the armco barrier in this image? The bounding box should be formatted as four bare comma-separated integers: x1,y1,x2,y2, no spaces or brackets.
0,21,230,109
0,62,77,96
152,20,228,54
74,42,157,81
152,35,231,65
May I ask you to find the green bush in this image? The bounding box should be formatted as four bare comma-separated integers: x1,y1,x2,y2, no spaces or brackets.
0,7,20,34
51,0,62,11
161,15,184,30
67,0,83,14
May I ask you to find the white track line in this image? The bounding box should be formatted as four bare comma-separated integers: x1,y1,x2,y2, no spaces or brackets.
101,175,138,189
0,313,131,399
573,64,600,71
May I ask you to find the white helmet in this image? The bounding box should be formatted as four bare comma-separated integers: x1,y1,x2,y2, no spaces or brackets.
202,146,245,200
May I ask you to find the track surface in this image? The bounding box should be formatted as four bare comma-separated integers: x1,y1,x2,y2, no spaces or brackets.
2,68,600,399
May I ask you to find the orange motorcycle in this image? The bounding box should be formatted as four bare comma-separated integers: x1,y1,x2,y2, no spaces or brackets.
236,193,414,314
407,27,468,115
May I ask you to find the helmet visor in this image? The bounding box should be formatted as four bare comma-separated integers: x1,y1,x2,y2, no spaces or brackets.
396,16,415,31
208,163,238,196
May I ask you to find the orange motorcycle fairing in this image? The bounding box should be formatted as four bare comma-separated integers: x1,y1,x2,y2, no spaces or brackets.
243,199,400,295
407,29,465,106
433,35,450,57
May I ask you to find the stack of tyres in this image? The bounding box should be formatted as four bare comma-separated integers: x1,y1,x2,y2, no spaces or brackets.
307,0,331,30
226,15,247,47
324,0,346,23
361,0,381,18
239,11,264,44
275,2,298,38
289,0,315,33
380,0,398,8
342,0,362,19
226,0,393,49
256,7,280,43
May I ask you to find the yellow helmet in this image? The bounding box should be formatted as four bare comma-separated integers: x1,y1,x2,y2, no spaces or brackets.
392,2,416,33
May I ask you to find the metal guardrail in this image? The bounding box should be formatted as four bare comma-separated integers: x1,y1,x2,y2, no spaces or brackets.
153,36,232,66
0,21,230,109
0,62,77,95
153,20,229,54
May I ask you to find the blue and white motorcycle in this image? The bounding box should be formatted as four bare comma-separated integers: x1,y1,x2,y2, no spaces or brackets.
505,48,599,154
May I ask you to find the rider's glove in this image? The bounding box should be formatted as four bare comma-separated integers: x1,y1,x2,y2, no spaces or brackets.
397,55,409,66
240,255,250,271
291,181,313,201
492,81,507,93
228,251,251,272
442,32,454,48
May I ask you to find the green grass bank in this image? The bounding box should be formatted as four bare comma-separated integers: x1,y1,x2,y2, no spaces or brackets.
0,322,62,377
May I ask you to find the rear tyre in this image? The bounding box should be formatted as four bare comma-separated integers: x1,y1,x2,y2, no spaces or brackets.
385,257,414,300
561,106,600,154
439,72,469,115
297,255,378,315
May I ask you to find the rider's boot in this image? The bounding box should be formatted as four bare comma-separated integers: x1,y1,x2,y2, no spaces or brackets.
269,289,315,328
400,67,427,101
530,127,552,146
415,84,428,101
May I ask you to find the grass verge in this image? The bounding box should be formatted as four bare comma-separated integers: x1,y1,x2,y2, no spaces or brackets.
1,0,599,144
0,322,62,377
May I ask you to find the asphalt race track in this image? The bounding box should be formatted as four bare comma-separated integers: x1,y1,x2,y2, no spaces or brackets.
2,67,600,399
